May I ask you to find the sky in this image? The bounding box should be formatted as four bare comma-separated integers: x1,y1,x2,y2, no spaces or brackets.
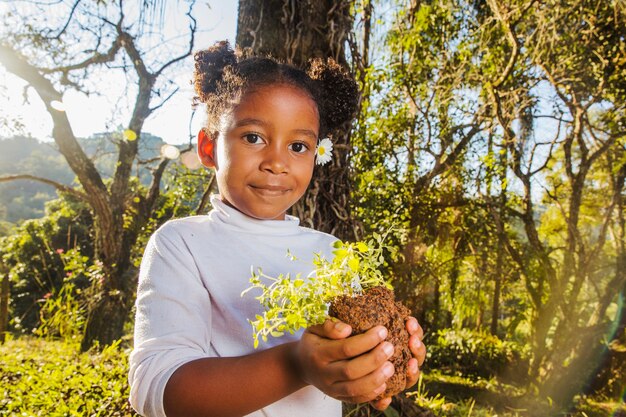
0,1,238,145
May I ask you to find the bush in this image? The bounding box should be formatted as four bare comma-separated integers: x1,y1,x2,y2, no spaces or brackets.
0,195,93,334
0,337,138,416
425,328,529,382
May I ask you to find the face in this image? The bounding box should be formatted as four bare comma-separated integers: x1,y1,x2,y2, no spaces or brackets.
198,84,319,220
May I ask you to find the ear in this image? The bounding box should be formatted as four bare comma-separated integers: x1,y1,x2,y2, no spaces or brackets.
197,129,217,168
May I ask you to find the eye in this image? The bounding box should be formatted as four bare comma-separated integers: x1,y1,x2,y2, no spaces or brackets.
243,133,264,144
289,142,309,153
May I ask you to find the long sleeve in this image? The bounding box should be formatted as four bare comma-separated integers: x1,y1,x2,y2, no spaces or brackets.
129,226,212,417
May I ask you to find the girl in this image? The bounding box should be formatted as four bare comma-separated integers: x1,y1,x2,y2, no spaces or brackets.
129,41,425,417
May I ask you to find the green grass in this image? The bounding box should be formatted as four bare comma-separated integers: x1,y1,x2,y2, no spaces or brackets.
0,337,138,416
1,337,624,417
345,371,626,417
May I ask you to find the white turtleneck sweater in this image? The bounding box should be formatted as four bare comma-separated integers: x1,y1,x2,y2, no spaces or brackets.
128,196,341,417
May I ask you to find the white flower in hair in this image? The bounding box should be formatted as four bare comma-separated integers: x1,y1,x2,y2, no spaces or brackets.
315,137,333,166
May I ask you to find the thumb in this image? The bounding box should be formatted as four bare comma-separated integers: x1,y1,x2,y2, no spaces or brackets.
306,318,352,340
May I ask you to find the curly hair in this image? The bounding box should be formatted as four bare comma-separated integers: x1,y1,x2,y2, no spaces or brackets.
193,40,359,139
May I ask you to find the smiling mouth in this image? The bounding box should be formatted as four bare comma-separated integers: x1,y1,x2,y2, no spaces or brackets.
249,185,291,196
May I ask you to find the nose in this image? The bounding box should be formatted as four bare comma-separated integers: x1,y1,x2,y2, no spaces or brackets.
260,144,288,174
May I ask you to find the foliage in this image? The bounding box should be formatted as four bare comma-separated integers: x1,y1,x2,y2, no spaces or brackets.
35,248,106,343
0,337,138,416
1,0,199,349
407,375,449,415
426,329,529,382
0,195,93,333
0,161,210,337
243,236,395,348
345,370,626,417
36,282,85,343
349,0,626,408
584,336,626,401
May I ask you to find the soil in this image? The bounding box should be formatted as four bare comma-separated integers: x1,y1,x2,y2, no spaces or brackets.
328,286,412,399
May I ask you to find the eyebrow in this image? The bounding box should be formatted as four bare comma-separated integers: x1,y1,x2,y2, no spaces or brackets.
234,118,268,128
235,118,318,140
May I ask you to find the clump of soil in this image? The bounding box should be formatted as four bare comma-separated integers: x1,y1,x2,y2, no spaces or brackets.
328,286,412,399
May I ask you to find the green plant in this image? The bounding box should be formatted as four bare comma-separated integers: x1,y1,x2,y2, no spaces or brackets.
36,282,84,342
242,235,395,348
0,337,138,416
0,195,94,334
426,328,529,381
406,374,449,415
35,248,105,343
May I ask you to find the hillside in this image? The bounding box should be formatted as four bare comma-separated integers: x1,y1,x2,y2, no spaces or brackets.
0,133,168,225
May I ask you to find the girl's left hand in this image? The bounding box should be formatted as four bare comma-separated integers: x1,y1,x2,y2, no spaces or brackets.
369,316,426,411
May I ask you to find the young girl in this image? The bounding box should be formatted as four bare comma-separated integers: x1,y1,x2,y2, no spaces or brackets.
129,40,425,417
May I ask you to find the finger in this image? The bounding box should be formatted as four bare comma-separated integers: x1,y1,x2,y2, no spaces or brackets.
306,318,352,340
370,396,392,411
328,340,394,382
404,357,420,389
409,334,426,367
405,316,424,340
325,325,388,362
332,361,394,403
336,382,387,404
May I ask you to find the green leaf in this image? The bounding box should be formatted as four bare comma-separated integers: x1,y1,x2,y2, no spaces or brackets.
348,257,360,272
356,242,369,252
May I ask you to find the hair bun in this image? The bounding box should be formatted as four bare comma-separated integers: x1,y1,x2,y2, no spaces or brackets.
307,58,359,135
194,41,238,103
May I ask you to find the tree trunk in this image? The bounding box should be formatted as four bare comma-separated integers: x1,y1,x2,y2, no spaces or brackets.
491,156,507,336
81,285,128,351
236,0,357,240
490,251,502,335
0,262,8,344
584,159,626,397
236,0,351,68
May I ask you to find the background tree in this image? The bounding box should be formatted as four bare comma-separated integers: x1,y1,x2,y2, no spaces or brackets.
481,0,626,404
352,0,493,322
351,0,625,409
0,0,197,350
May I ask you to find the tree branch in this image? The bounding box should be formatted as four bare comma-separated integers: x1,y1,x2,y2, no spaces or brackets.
154,1,197,78
0,174,88,201
487,0,520,89
0,43,109,200
43,0,83,40
144,158,171,216
40,33,122,75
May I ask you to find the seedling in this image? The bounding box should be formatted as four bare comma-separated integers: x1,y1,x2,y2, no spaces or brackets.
242,237,393,348
242,234,413,399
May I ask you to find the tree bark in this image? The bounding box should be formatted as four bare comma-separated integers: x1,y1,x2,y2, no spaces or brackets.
236,0,357,240
491,146,508,336
0,262,8,344
236,0,351,67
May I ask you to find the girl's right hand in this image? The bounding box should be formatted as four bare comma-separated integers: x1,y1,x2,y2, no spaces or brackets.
294,319,395,404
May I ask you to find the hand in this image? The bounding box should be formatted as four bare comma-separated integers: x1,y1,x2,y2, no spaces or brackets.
369,316,426,411
295,319,396,403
